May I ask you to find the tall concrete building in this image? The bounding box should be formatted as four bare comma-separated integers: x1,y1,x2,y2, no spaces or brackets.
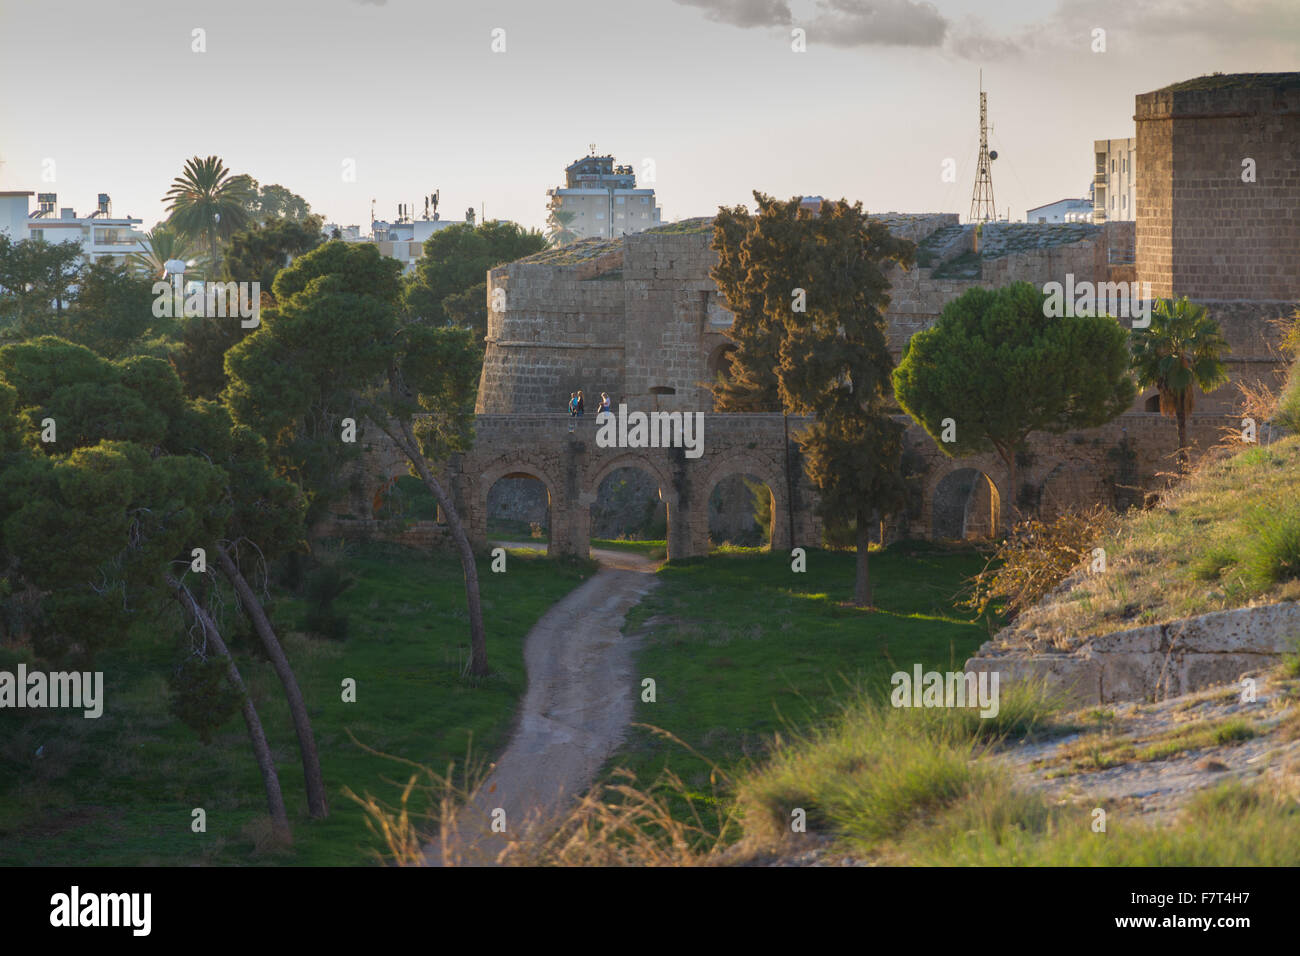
547,152,661,240
1093,137,1137,223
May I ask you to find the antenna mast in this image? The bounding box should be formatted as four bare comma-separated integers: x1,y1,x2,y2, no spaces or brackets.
969,71,997,223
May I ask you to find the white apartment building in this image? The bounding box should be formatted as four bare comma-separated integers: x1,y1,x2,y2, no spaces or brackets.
547,153,661,240
1026,195,1094,223
0,190,147,265
1093,138,1136,223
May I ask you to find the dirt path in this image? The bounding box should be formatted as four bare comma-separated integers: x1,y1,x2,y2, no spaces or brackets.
426,544,661,865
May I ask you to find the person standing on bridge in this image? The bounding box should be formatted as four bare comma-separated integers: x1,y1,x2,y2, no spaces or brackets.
575,390,585,417
598,392,612,417
568,392,579,417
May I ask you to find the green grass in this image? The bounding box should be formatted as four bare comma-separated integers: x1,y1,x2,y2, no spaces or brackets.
0,540,594,865
735,686,1295,865
609,542,996,826
900,778,1300,866
1051,717,1260,772
590,538,667,558
736,683,1058,850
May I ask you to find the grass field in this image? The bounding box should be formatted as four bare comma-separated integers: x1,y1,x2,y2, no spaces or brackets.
609,542,995,823
0,540,594,865
590,538,667,559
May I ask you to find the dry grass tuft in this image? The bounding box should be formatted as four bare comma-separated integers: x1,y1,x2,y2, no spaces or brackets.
344,726,738,866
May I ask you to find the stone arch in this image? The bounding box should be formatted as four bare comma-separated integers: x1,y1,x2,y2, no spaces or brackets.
1143,392,1161,413
585,452,675,554
476,459,565,555
585,451,677,511
694,452,790,553
929,466,1003,540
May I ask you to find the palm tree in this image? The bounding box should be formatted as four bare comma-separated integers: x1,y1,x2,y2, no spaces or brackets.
128,225,201,279
1131,296,1231,471
546,203,579,246
163,156,253,268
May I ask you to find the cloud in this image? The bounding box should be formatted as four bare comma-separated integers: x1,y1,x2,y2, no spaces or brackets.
806,0,948,48
675,0,946,45
674,0,1300,58
673,0,792,28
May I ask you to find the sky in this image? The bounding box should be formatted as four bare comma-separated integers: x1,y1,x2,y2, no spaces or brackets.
1,0,1296,232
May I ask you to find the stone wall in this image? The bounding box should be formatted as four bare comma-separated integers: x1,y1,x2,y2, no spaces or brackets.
966,601,1300,705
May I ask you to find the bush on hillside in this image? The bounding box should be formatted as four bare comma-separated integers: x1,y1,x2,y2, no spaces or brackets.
1244,504,1300,586
962,505,1115,620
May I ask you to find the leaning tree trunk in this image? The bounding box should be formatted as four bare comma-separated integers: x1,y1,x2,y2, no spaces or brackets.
854,511,873,608
216,545,329,819
391,416,489,678
171,576,292,842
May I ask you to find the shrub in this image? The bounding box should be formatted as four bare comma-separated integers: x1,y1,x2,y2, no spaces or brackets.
1191,545,1239,581
303,563,355,641
1274,362,1300,434
167,653,243,744
962,505,1115,619
1243,504,1300,586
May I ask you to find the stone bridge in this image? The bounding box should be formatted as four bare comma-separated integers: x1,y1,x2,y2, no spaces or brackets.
358,412,823,559
348,406,1243,559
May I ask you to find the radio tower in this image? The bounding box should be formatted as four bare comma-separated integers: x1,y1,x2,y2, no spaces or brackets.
969,72,996,223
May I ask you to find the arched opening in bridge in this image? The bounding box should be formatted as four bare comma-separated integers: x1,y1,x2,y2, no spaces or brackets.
931,468,1000,541
589,466,666,552
708,473,774,550
486,471,552,554
1144,393,1161,413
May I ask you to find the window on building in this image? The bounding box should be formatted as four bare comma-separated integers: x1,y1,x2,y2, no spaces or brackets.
1111,159,1116,173
1122,195,1127,209
616,196,625,204
29,229,43,241
595,212,605,220
641,197,648,204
